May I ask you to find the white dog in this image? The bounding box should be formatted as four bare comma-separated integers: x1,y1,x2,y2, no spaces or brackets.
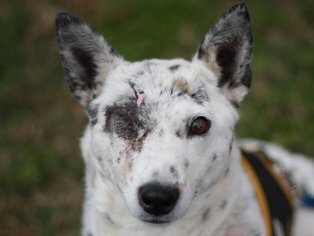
56,2,314,236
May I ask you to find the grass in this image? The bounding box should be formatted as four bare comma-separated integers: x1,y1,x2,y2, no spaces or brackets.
0,0,313,235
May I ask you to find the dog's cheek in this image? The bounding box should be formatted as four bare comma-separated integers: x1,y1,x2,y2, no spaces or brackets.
90,129,126,185
107,139,142,190
187,133,232,195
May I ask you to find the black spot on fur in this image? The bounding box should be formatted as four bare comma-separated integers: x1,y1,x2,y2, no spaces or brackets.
175,129,184,138
190,87,209,105
224,167,230,177
170,166,175,174
104,98,154,152
170,88,174,95
104,102,139,140
103,83,156,152
220,200,227,210
128,81,136,91
169,64,180,72
104,213,116,225
202,208,211,222
96,155,102,163
97,170,106,182
86,104,99,126
169,166,179,178
177,89,188,97
134,71,145,78
184,160,189,169
229,137,234,153
211,153,217,161
158,129,164,137
128,161,133,169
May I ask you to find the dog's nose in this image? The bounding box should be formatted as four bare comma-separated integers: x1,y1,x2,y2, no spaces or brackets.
138,183,179,216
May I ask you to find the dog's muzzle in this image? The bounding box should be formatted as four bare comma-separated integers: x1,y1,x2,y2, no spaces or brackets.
138,182,179,217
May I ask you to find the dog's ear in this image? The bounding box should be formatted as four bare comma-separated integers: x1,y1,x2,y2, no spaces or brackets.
193,2,253,106
56,11,123,107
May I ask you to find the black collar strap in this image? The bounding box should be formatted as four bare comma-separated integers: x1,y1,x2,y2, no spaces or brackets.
241,149,295,236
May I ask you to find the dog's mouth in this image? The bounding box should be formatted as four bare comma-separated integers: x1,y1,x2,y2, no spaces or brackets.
139,214,173,225
141,217,171,224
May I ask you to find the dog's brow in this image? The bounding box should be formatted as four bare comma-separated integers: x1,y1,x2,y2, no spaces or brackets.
190,87,208,105
172,80,208,105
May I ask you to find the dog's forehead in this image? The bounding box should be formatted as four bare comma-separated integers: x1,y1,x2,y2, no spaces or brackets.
101,58,218,106
122,58,196,86
99,58,222,146
129,59,196,94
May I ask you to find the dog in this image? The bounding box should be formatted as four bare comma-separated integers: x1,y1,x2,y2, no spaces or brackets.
56,2,314,236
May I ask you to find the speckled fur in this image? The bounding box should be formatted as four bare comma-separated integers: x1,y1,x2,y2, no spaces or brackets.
56,3,314,236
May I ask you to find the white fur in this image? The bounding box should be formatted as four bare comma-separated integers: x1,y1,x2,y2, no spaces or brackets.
56,6,314,236
78,59,314,236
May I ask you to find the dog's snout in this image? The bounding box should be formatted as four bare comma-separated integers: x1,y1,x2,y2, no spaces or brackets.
138,183,179,216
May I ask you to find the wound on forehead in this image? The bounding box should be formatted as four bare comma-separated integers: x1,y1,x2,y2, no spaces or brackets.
129,81,145,108
136,91,145,108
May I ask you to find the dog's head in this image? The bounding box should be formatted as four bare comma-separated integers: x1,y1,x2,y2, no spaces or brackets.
56,2,252,224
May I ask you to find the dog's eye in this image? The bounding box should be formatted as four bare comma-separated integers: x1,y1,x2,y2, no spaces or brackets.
190,117,211,135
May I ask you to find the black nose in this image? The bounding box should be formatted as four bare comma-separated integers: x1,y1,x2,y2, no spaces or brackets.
138,183,179,216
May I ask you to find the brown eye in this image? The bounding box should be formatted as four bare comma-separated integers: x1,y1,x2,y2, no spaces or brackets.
190,117,211,135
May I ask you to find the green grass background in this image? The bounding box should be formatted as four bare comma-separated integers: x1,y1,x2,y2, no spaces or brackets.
0,0,313,235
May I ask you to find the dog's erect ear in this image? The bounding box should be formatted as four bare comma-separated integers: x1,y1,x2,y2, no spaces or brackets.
193,2,253,106
56,12,123,107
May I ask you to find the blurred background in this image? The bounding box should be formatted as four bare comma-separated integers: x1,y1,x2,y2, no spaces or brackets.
0,0,313,235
